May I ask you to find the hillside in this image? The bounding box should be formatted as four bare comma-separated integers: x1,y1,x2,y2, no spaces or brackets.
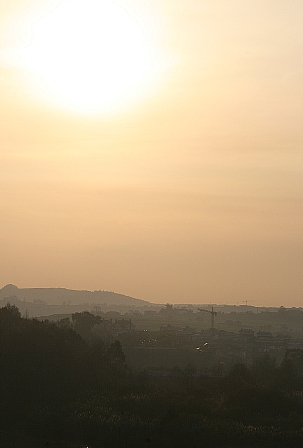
0,284,150,307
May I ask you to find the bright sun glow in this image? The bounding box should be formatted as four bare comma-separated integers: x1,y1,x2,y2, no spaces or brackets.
18,0,158,113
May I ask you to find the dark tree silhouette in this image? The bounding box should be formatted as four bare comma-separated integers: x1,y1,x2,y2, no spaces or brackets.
72,310,103,340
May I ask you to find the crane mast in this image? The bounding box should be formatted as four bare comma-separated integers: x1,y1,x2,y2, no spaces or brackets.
198,306,217,329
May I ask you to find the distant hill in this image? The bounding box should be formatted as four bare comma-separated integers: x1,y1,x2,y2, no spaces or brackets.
0,284,150,307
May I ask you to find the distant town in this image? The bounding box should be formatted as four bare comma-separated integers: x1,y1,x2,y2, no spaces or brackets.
2,284,303,375
3,285,303,446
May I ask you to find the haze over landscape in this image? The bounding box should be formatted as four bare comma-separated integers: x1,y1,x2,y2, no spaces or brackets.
1,0,302,307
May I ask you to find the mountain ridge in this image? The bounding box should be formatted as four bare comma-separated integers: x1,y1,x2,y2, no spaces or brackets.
0,284,150,306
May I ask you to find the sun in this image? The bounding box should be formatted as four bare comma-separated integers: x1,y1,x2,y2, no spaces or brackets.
18,0,157,113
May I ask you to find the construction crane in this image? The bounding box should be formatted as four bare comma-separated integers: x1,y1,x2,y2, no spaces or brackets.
198,306,217,330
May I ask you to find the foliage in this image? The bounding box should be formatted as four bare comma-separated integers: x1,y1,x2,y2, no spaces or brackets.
0,304,126,426
71,310,103,340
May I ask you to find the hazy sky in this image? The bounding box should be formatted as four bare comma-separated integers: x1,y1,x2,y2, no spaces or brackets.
1,0,302,306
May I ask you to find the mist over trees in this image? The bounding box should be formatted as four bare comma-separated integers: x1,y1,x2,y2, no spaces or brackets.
2,303,303,447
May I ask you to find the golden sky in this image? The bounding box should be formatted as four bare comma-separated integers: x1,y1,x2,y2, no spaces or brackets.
1,0,302,306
